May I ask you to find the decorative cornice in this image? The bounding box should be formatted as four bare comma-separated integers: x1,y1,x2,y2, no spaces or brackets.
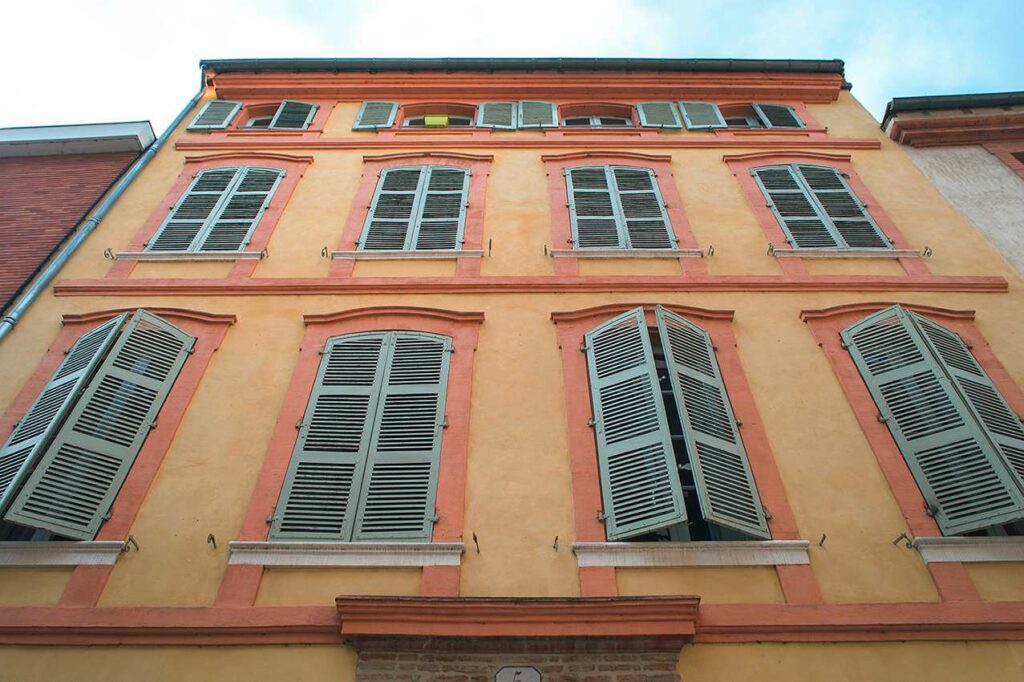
303,306,485,326
183,152,314,164
723,150,852,163
62,307,238,326
0,541,124,567
573,541,810,567
228,542,464,567
541,151,673,163
799,302,975,322
913,536,1024,563
363,151,493,163
887,112,1024,147
552,303,731,324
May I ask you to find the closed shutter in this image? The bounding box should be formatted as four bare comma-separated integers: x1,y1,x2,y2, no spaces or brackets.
518,101,557,128
796,166,888,248
752,103,804,129
188,100,242,130
269,100,318,130
360,168,423,250
477,102,518,129
148,168,239,251
677,102,726,130
842,306,1024,534
752,166,838,248
353,101,399,130
4,311,194,540
585,308,686,540
612,167,675,248
413,167,468,250
567,167,622,248
269,334,388,540
360,166,468,251
637,102,682,129
353,333,450,541
0,314,127,517
656,307,770,538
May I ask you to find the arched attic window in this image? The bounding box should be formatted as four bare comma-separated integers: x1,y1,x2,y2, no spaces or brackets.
560,103,635,128
400,104,477,129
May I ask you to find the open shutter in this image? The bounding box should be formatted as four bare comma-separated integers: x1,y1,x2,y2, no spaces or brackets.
0,314,127,517
567,166,624,248
147,168,240,251
585,308,686,540
412,167,468,250
637,102,682,129
477,102,517,129
842,306,1024,535
911,313,1024,488
612,167,675,248
353,101,398,130
752,166,838,248
752,103,804,129
188,100,242,130
269,334,387,540
678,102,726,130
795,166,889,248
196,167,284,251
353,333,450,541
360,167,424,250
518,101,557,128
4,311,194,540
269,100,318,130
656,307,770,538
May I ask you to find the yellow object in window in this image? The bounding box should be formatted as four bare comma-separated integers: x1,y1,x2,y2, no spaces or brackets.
424,115,449,128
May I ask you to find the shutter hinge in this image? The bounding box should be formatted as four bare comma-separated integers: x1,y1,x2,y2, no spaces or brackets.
762,507,773,521
840,339,849,349
588,418,595,428
429,513,440,523
63,347,71,355
924,504,939,517
877,413,889,423
580,343,587,352
148,419,158,430
266,515,276,525
735,420,742,428
442,417,449,429
597,510,608,521
295,420,305,429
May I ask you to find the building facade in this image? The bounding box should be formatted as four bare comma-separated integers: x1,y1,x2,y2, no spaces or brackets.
0,58,1023,680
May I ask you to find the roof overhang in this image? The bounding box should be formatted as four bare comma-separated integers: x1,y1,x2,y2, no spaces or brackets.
882,91,1024,147
0,122,155,158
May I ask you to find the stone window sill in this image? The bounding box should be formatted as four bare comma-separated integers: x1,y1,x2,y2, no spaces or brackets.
228,541,465,567
115,250,265,262
771,247,920,259
573,540,810,567
331,250,482,260
913,536,1024,563
550,248,703,259
0,541,124,567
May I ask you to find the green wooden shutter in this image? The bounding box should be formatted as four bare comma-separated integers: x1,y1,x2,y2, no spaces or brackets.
353,333,451,542
353,101,398,130
678,102,726,130
567,166,624,248
752,103,804,129
148,168,240,251
4,311,194,540
612,167,675,248
269,334,388,540
196,168,284,251
752,166,839,248
188,100,242,130
518,101,557,128
585,308,686,540
412,167,469,250
359,167,425,250
842,306,1024,535
637,102,682,129
910,313,1024,489
269,100,318,130
795,165,889,248
655,307,770,538
477,102,517,129
0,314,127,518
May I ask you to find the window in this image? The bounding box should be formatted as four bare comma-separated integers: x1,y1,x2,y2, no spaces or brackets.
563,115,633,128
842,305,1024,537
584,306,769,541
187,100,318,131
245,116,273,129
358,165,469,251
146,166,284,253
269,331,451,542
566,165,676,249
676,102,803,130
403,115,473,128
752,164,890,249
0,310,194,541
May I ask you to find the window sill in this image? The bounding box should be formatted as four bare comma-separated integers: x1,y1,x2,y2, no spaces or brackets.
331,250,482,260
0,541,124,567
115,251,265,262
550,248,703,259
713,127,826,136
771,247,919,259
227,541,465,567
914,536,1024,563
573,540,810,567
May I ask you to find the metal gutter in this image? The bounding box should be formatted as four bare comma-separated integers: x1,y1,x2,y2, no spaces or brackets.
882,91,1024,130
0,70,208,343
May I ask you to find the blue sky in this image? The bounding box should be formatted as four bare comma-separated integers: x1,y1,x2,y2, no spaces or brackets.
1,0,1021,132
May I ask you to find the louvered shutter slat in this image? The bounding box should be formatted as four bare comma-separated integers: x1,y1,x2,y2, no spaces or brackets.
796,166,888,248
188,100,242,130
842,306,1024,534
678,102,726,130
753,166,838,248
518,101,557,128
752,103,803,129
4,311,194,540
270,335,387,540
477,102,517,129
567,167,623,248
612,167,675,248
148,169,239,251
360,168,423,250
269,100,318,130
0,314,127,518
656,307,769,538
353,333,450,541
197,168,284,251
413,168,468,250
353,101,399,130
586,308,686,540
637,102,682,129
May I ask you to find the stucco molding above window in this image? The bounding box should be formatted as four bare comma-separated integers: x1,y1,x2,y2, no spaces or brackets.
573,540,810,567
0,541,125,567
913,536,1024,563
228,541,465,567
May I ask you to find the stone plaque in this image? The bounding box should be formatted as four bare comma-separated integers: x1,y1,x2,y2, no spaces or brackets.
495,667,541,682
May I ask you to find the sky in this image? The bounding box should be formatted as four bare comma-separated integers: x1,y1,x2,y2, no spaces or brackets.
1,0,1021,133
